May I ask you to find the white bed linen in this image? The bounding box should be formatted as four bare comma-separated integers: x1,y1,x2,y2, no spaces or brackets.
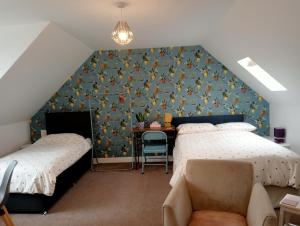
0,134,91,196
170,130,300,188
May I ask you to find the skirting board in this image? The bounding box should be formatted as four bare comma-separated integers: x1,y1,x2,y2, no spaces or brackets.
93,156,173,164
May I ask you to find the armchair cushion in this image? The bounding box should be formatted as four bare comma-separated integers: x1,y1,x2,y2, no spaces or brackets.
189,210,247,226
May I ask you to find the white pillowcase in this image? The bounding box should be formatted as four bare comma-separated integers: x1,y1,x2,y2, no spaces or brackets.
216,122,257,132
177,123,218,135
34,133,88,145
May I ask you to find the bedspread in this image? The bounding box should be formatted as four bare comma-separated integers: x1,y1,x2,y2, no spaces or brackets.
0,133,91,196
170,131,300,188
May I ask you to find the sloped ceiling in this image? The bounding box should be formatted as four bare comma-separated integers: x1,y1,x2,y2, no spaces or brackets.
0,0,299,111
0,22,92,125
201,0,300,105
0,22,47,79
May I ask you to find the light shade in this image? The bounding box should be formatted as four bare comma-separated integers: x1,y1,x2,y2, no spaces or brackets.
112,21,133,45
274,127,286,144
274,127,286,138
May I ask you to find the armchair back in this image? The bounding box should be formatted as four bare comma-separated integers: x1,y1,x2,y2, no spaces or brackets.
185,159,253,216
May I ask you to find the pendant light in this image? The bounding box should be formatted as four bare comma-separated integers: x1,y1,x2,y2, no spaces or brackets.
112,2,133,45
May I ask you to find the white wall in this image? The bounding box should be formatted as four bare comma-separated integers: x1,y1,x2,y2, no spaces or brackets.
270,103,300,154
0,22,93,125
0,121,30,157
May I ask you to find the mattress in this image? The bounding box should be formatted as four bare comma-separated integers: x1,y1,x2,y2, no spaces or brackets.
170,130,300,188
0,133,91,196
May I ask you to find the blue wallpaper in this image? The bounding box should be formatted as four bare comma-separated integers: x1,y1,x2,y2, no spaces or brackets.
30,45,269,158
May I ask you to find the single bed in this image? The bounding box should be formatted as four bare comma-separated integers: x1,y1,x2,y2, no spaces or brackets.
171,115,300,206
4,112,93,213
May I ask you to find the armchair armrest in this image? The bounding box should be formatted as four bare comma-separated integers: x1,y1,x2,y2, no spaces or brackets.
163,176,192,226
247,183,277,226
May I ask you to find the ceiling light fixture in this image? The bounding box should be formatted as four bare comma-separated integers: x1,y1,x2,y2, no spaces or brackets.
238,57,287,91
112,2,133,45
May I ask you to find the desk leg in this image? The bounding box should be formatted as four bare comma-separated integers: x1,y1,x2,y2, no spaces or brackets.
133,134,140,170
136,137,140,170
134,134,138,170
278,208,284,226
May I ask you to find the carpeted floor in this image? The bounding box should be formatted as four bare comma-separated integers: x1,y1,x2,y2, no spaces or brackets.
5,166,172,226
4,166,300,226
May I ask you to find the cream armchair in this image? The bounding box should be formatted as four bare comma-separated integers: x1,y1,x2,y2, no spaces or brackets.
163,159,276,226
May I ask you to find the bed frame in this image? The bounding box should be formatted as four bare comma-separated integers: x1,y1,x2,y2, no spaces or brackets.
6,112,93,213
172,114,244,129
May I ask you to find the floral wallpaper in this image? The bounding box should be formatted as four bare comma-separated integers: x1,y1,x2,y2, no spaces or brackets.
30,45,269,158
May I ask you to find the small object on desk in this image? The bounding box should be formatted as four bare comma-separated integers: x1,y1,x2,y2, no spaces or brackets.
135,112,146,129
150,121,161,129
144,121,150,128
164,113,172,128
137,121,144,129
279,194,300,226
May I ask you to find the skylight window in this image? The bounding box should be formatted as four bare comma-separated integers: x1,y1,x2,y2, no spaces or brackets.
238,57,287,91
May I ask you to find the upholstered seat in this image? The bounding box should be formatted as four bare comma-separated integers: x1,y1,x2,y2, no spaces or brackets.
143,144,167,153
163,159,277,226
188,210,247,226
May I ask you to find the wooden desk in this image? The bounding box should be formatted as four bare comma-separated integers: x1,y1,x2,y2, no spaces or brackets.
132,126,176,170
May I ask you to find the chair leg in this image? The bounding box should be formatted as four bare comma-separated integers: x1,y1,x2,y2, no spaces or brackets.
1,206,14,226
141,152,145,174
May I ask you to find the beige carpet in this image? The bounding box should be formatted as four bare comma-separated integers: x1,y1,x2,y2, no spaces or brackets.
4,166,172,226
4,166,300,226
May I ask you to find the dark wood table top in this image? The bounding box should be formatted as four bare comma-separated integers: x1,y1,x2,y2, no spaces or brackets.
132,126,175,133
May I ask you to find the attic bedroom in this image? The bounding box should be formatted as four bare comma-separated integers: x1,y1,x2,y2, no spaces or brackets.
0,0,299,226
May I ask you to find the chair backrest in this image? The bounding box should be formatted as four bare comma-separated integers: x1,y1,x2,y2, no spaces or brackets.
185,159,253,216
0,160,18,208
142,131,167,142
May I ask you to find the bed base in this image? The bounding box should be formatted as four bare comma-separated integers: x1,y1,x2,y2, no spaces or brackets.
6,149,92,213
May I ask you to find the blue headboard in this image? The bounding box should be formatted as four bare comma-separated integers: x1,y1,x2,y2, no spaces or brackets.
172,114,244,128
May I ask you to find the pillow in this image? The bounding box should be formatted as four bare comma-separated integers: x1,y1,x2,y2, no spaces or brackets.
34,133,88,146
216,122,256,132
177,123,218,135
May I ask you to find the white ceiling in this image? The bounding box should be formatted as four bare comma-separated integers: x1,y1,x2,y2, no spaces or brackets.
0,0,234,49
0,0,299,105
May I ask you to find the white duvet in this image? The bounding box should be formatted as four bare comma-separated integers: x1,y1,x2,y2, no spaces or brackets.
170,130,300,188
0,133,91,196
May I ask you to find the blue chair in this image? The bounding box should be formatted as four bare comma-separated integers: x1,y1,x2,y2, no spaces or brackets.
141,131,168,174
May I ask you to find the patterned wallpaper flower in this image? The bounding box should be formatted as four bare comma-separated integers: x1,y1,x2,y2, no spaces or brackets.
30,45,269,158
